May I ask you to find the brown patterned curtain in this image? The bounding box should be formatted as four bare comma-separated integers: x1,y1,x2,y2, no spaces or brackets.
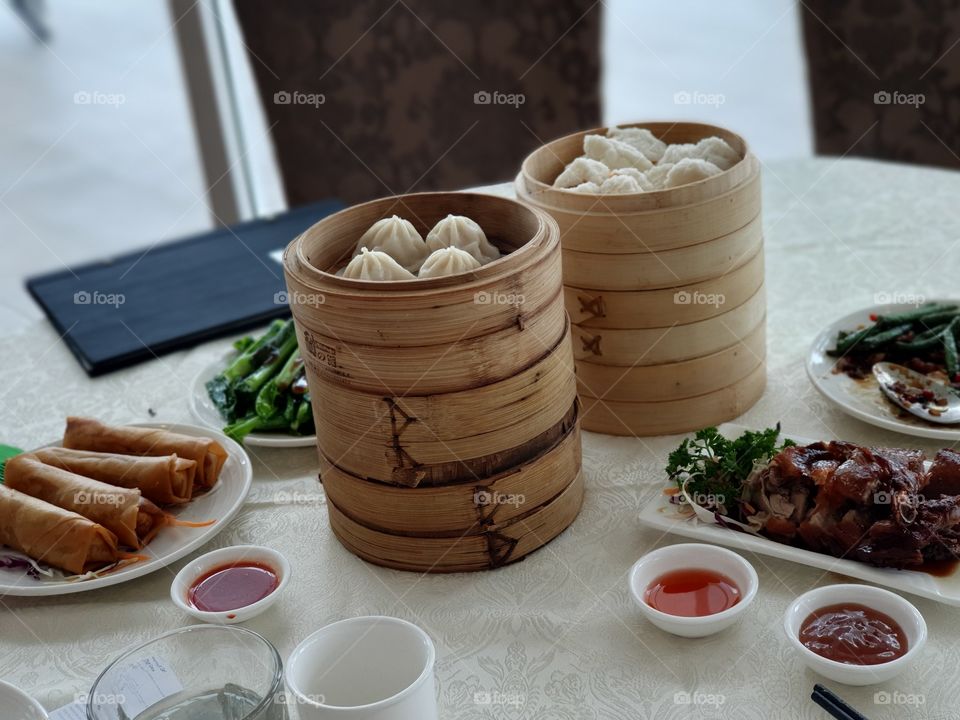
232,1,602,205
802,0,960,167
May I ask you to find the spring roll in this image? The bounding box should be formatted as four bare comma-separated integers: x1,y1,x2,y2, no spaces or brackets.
63,417,228,489
31,447,196,505
0,485,120,575
6,455,150,548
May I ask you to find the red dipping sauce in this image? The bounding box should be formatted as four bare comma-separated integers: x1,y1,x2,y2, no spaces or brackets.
188,562,280,612
644,568,741,617
799,603,908,665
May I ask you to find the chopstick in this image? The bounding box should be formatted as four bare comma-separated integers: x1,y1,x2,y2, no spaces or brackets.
811,684,870,720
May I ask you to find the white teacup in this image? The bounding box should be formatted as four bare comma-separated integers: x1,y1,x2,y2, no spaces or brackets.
286,616,437,720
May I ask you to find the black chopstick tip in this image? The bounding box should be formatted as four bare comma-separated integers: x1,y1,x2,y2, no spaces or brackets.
812,684,870,720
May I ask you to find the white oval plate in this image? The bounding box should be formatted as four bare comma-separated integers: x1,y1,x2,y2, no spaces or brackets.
190,357,316,448
0,423,252,597
807,301,960,440
639,423,960,606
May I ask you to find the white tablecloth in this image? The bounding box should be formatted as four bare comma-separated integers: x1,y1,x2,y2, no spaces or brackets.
3,158,960,720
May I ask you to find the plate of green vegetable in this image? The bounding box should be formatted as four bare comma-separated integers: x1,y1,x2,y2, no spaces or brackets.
191,319,317,447
807,300,960,440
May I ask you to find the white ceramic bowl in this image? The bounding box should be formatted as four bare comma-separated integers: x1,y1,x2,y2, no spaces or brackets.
628,543,758,638
286,616,438,720
171,545,290,624
0,680,48,720
784,584,927,686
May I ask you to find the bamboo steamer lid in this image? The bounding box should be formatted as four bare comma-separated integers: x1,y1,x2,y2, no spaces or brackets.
580,360,767,436
565,246,764,329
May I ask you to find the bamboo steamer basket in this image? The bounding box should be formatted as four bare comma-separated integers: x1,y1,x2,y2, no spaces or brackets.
517,122,766,435
320,407,581,534
314,323,576,484
566,247,764,329
561,214,762,291
283,191,581,570
579,361,767,436
572,285,765,367
576,321,765,403
327,469,585,573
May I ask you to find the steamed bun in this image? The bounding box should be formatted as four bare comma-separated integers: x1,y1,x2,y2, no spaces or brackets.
584,134,653,171
607,126,667,163
572,181,601,193
661,136,739,171
554,157,610,188
644,163,674,189
600,174,642,194
664,158,722,188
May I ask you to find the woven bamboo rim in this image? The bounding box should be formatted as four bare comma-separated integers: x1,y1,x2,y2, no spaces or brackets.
580,360,767,436
320,414,581,535
298,290,567,395
575,322,765,403
284,192,562,347
517,162,760,255
518,121,753,212
315,323,577,485
565,246,764,329
560,216,762,291
572,287,765,367
327,470,585,572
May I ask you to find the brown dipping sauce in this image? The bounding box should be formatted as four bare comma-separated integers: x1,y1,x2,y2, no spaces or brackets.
799,603,908,665
644,568,741,617
188,562,280,612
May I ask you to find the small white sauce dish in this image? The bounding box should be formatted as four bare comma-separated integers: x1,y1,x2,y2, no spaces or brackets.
784,583,926,686
0,679,48,720
171,544,290,625
628,543,758,638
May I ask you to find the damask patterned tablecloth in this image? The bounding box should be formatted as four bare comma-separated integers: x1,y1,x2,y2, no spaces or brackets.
2,158,960,720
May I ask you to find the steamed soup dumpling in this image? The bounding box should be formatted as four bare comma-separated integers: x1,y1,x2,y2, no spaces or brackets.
418,247,481,279
664,158,722,188
607,126,667,163
584,134,653,171
341,248,416,281
354,215,429,273
554,157,609,188
425,214,500,264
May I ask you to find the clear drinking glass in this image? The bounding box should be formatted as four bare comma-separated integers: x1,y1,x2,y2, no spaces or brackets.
86,624,287,720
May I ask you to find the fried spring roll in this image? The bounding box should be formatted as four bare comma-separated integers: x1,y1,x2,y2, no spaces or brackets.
31,447,196,505
6,455,148,548
63,417,228,489
0,485,120,575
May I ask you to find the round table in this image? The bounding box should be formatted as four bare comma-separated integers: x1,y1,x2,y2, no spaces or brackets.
3,157,960,719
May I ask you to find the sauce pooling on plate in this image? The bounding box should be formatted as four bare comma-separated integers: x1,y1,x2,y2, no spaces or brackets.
644,568,741,617
188,562,279,612
799,603,908,665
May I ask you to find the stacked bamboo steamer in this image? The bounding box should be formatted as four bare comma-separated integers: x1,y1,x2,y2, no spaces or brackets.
516,122,766,436
283,192,582,572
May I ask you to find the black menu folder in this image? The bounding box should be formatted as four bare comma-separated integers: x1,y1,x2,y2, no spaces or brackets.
26,200,342,376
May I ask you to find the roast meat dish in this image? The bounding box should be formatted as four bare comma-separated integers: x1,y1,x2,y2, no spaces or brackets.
743,443,960,569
